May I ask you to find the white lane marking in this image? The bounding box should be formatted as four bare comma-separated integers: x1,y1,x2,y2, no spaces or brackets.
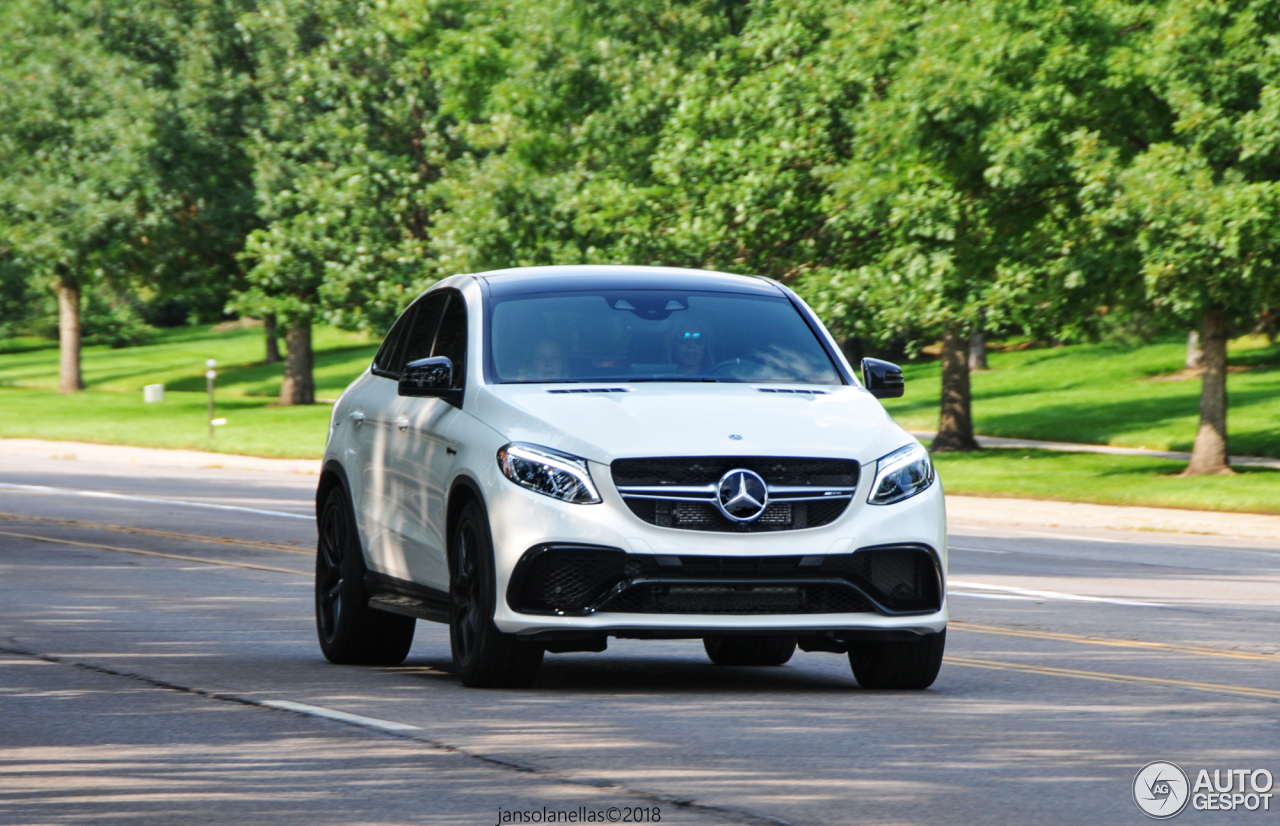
949,591,1041,602
1015,529,1131,544
948,579,1168,608
0,482,311,520
261,700,422,732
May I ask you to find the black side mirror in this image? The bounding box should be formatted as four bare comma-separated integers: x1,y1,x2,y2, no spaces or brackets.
861,357,904,399
400,356,462,406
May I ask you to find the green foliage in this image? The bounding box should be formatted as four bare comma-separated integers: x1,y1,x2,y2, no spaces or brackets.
1104,0,1280,326
0,0,164,302
233,0,465,334
3,0,1280,429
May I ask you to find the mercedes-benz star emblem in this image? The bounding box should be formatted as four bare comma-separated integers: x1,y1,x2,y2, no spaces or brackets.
716,469,769,523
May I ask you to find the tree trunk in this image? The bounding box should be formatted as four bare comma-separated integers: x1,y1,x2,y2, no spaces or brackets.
279,318,314,406
932,331,979,452
1184,329,1203,371
968,331,988,371
56,275,84,393
1184,307,1231,476
264,313,281,364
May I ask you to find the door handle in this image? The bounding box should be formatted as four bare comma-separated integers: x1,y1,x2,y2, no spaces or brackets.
394,416,410,432
348,411,365,427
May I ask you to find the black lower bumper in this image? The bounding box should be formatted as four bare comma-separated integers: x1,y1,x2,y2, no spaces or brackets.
506,544,943,617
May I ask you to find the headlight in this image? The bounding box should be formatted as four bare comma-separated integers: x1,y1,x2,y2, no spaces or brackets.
497,443,601,504
867,442,934,505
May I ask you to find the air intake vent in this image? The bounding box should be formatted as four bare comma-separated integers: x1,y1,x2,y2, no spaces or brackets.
505,544,942,616
756,387,830,395
547,387,631,394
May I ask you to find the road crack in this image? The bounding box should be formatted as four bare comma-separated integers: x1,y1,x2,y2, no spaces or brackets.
0,643,791,826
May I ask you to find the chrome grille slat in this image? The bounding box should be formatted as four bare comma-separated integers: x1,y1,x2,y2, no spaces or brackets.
611,456,858,533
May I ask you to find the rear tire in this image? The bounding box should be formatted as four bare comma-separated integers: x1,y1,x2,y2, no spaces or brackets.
449,499,543,688
315,486,416,665
847,630,945,689
703,635,797,666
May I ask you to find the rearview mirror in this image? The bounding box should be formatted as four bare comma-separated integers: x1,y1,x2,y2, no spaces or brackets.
861,357,904,399
399,356,462,406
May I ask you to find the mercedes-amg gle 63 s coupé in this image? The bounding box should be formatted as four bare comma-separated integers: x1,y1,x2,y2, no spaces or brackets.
314,266,946,688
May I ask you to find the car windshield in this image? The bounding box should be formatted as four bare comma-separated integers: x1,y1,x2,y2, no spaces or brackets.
488,290,842,384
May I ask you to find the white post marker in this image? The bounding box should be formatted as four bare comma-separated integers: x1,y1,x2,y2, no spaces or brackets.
206,359,217,439
143,384,165,403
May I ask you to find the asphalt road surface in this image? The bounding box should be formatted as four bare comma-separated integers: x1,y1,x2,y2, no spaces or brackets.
2,452,1278,825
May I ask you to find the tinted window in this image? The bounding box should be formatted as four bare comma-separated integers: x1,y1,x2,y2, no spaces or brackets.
432,295,467,389
401,294,447,368
488,290,840,384
371,306,415,379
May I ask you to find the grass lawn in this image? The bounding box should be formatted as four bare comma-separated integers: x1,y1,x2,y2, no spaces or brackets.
0,322,374,458
0,325,1277,512
883,335,1280,458
933,449,1280,514
0,388,333,459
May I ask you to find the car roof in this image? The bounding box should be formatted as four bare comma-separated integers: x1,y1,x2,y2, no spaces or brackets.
475,265,783,298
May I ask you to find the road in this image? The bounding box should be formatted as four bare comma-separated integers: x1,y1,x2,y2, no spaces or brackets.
2,451,1278,825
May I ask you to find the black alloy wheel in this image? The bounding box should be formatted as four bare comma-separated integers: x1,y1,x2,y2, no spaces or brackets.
703,635,797,666
847,629,946,689
449,498,543,688
315,486,415,665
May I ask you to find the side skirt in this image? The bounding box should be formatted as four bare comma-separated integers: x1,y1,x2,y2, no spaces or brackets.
365,572,450,624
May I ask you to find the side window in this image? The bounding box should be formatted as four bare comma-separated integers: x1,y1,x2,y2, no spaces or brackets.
371,305,416,379
401,293,447,368
432,294,467,389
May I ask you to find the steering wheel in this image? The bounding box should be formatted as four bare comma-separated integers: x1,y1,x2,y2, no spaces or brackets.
709,358,765,377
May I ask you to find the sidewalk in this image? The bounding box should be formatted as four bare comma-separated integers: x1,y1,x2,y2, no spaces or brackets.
909,431,1280,470
3,438,1278,540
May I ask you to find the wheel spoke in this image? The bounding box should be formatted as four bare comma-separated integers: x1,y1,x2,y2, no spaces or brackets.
319,506,344,571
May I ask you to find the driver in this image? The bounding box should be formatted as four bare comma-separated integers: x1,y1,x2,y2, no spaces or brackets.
669,322,714,376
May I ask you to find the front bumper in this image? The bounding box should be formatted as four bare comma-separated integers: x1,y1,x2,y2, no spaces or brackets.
480,457,948,636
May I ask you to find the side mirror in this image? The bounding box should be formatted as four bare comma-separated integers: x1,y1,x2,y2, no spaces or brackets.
399,356,462,406
861,357,904,399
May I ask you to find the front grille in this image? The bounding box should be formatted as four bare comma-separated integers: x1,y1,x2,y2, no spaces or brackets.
612,456,858,487
611,456,859,533
506,544,941,616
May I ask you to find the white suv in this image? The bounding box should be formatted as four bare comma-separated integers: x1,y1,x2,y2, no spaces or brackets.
315,266,947,688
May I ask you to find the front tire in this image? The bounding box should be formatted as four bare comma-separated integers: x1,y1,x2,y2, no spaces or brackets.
847,630,945,689
315,486,415,665
449,499,543,688
703,635,797,666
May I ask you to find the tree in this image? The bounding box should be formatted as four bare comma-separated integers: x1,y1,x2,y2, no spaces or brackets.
234,0,459,404
0,1,163,391
813,0,1151,451
1113,0,1280,475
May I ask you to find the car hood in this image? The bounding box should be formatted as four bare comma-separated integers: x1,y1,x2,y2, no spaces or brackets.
470,383,913,466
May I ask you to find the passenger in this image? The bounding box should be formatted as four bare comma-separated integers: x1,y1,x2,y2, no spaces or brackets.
529,337,565,381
